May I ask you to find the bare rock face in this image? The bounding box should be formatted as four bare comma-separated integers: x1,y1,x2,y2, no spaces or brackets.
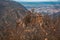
0,0,30,40
19,13,60,40
19,13,44,40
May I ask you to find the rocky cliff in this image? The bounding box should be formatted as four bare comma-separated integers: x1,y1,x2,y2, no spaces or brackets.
0,0,30,40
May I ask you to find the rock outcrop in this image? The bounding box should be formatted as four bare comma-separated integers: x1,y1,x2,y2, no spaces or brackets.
0,0,30,40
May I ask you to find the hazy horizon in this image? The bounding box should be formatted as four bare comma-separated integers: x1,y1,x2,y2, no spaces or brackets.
14,0,59,2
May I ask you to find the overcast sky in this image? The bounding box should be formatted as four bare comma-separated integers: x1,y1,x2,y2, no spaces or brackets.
14,0,59,2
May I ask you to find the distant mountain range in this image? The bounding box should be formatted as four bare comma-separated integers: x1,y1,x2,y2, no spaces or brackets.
20,2,60,5
20,2,60,15
20,2,60,8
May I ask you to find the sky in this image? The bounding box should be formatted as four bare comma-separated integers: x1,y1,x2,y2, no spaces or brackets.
14,0,59,2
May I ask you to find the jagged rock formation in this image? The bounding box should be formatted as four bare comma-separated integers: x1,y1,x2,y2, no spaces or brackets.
18,13,44,40
19,13,60,40
0,0,30,40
